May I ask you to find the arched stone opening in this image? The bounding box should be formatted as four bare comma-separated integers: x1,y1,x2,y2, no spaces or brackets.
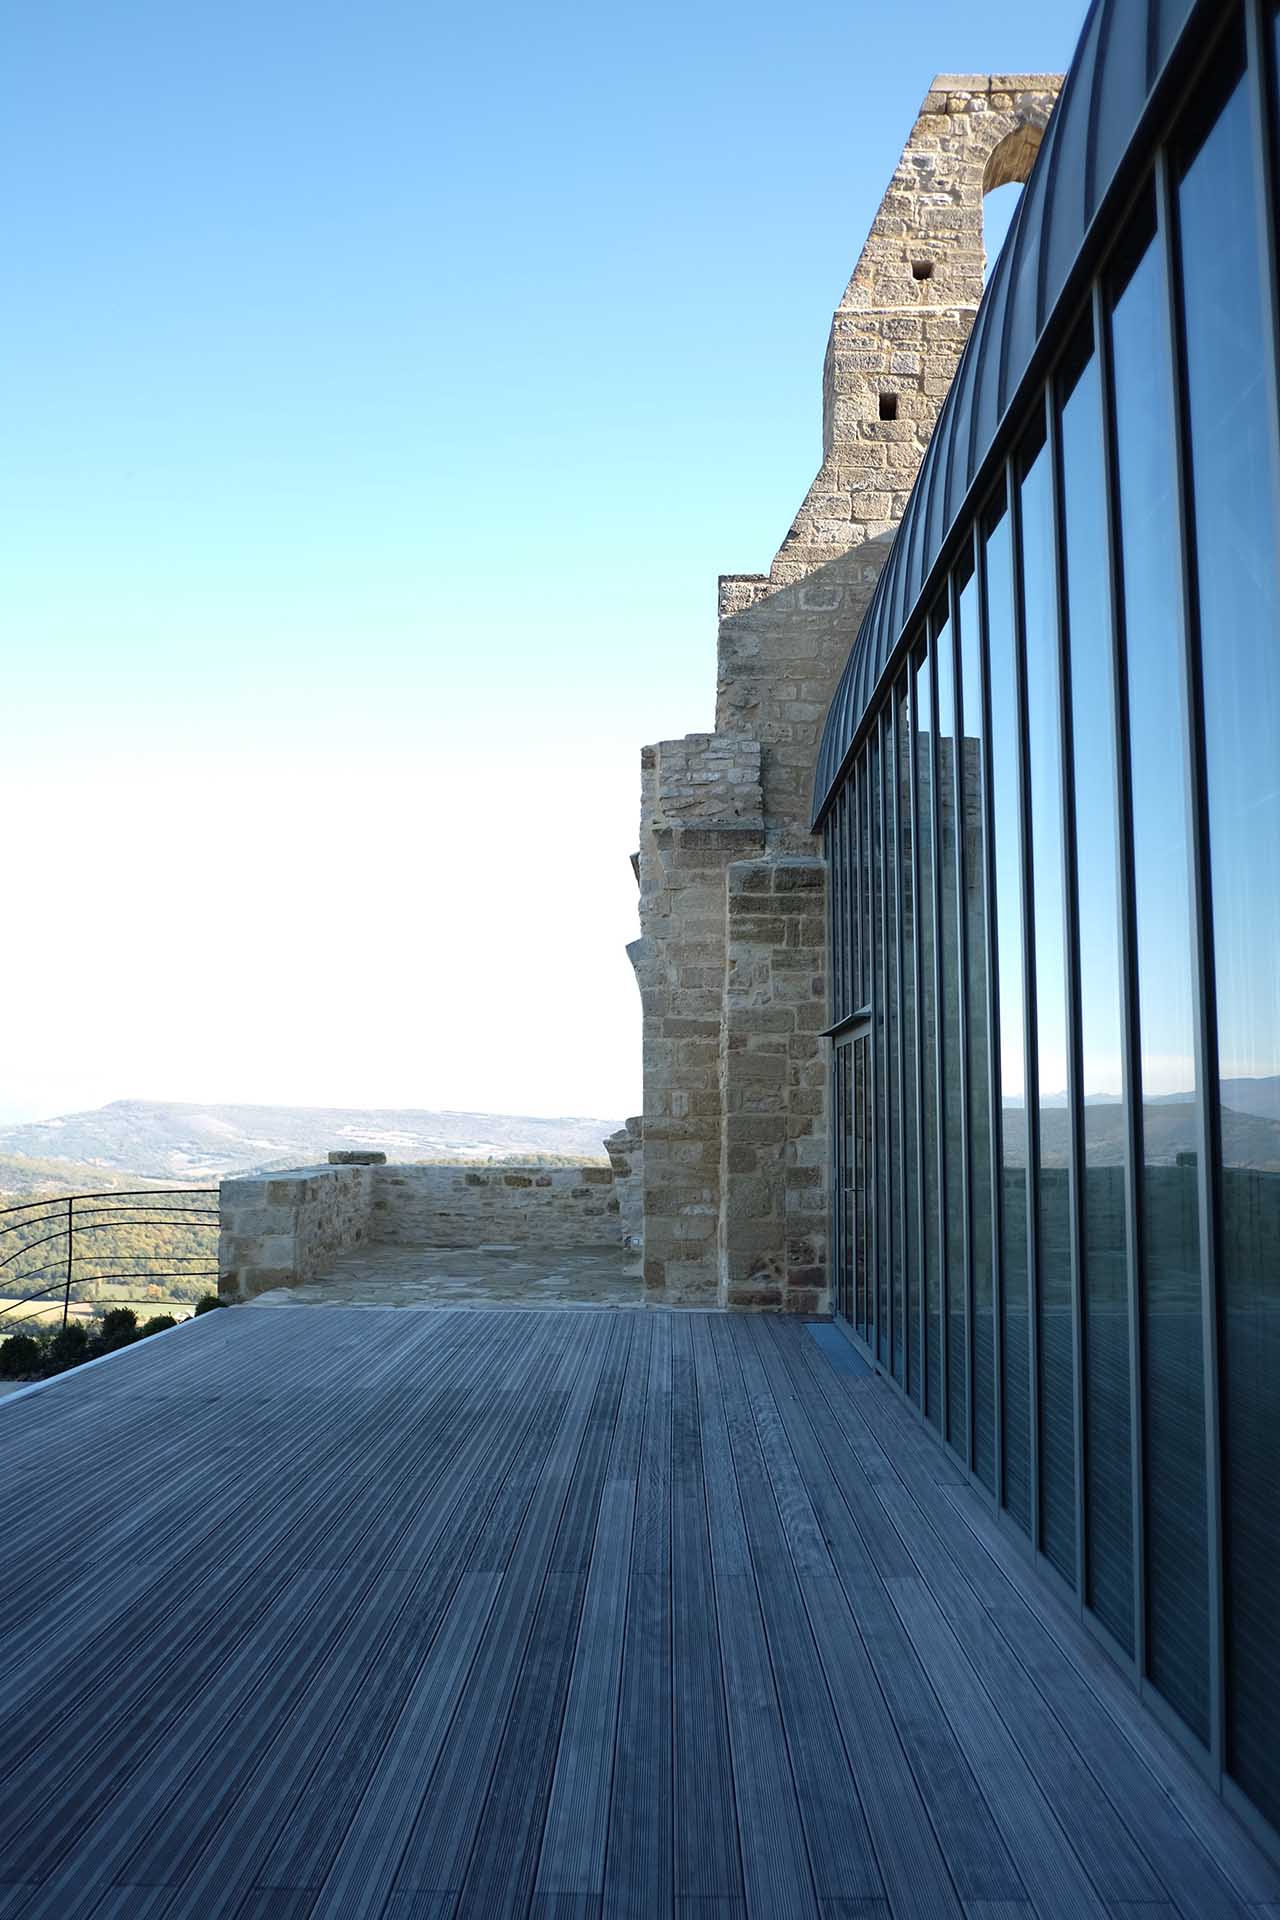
981,119,1047,276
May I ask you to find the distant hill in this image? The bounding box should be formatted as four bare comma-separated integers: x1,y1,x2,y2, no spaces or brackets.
0,1155,177,1202
1015,1081,1280,1171
0,1100,623,1188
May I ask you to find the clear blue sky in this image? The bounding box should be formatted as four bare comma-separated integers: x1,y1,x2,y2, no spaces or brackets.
0,0,1084,1126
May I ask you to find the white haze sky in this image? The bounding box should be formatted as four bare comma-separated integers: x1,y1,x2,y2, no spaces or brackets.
0,0,1081,1126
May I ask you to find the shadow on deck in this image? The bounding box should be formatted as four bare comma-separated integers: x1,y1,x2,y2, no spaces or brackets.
0,1306,1275,1919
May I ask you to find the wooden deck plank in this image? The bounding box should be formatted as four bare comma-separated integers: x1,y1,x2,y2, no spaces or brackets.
534,1322,652,1899
798,1345,1265,1919
91,1315,574,1910
8,1314,557,1920
0,1311,529,1892
690,1313,819,1920
369,1315,628,1906
0,1306,1275,1920
710,1317,883,1905
290,1315,628,1911
755,1318,1026,1907
602,1313,673,1920
166,1321,583,1919
739,1320,967,1920
941,1482,1280,1910
669,1315,743,1907
440,1317,641,1917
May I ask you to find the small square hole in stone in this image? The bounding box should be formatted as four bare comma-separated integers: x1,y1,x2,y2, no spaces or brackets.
912,259,934,280
879,392,898,422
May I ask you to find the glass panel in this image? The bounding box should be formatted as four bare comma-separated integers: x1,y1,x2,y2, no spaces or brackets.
850,779,861,1015
1021,436,1077,1587
855,1032,870,1339
1111,220,1209,1743
916,644,943,1428
1180,72,1280,1819
1061,349,1133,1653
987,505,1032,1532
858,749,873,1338
961,564,995,1491
936,607,968,1459
828,816,840,1024
873,723,889,1365
840,1044,852,1328
889,688,905,1386
901,671,922,1405
835,796,846,1022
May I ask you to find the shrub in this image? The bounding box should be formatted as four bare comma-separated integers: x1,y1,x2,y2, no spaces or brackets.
138,1315,178,1337
193,1294,225,1315
47,1322,91,1371
0,1332,43,1379
99,1307,139,1348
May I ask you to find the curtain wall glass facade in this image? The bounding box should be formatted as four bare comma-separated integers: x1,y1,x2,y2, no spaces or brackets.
824,6,1280,1842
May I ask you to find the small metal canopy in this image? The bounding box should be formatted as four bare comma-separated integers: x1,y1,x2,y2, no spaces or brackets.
811,0,1199,828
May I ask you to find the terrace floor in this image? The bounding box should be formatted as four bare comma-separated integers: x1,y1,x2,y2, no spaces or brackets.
247,1244,643,1310
1,1305,1277,1920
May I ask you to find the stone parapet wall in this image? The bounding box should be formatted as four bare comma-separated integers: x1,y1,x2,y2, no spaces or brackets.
219,1159,622,1298
603,1118,643,1249
369,1163,619,1249
219,1164,374,1302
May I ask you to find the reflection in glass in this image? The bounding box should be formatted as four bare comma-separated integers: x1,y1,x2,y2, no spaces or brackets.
1111,219,1209,1742
888,695,905,1384
1179,73,1280,1822
858,749,873,1337
986,507,1031,1531
1060,346,1133,1653
854,1029,870,1341
916,644,943,1428
835,1040,851,1324
936,610,968,1457
1021,439,1076,1587
901,674,922,1403
960,565,995,1491
873,723,889,1365
830,805,844,1024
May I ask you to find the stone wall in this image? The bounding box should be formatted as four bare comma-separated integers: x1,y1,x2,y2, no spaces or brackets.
219,1164,375,1302
369,1163,619,1249
219,1157,622,1299
629,70,1062,1312
603,1118,643,1248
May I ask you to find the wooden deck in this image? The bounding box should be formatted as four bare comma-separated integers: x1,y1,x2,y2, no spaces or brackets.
1,1306,1277,1920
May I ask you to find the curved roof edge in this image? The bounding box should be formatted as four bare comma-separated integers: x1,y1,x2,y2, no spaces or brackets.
812,0,1202,828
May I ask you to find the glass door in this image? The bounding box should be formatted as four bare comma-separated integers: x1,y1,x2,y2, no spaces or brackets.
834,1026,872,1335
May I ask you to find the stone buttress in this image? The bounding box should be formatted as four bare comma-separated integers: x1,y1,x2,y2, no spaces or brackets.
629,73,1062,1311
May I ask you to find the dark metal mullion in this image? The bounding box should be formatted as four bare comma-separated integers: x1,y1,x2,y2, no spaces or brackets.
1155,144,1225,1782
1094,273,1146,1685
892,682,910,1394
908,647,929,1418
926,624,949,1443
1048,363,1088,1609
1008,447,1042,1560
976,514,1005,1517
949,569,974,1471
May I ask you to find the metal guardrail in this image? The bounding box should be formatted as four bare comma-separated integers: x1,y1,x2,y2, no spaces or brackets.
0,1189,219,1328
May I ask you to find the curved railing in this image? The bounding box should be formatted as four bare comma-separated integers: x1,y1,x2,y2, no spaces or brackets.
0,1189,219,1328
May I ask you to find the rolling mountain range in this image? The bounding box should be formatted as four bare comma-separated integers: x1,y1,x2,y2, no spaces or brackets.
0,1099,623,1190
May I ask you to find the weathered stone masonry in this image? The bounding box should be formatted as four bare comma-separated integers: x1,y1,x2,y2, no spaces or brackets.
631,73,1062,1312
